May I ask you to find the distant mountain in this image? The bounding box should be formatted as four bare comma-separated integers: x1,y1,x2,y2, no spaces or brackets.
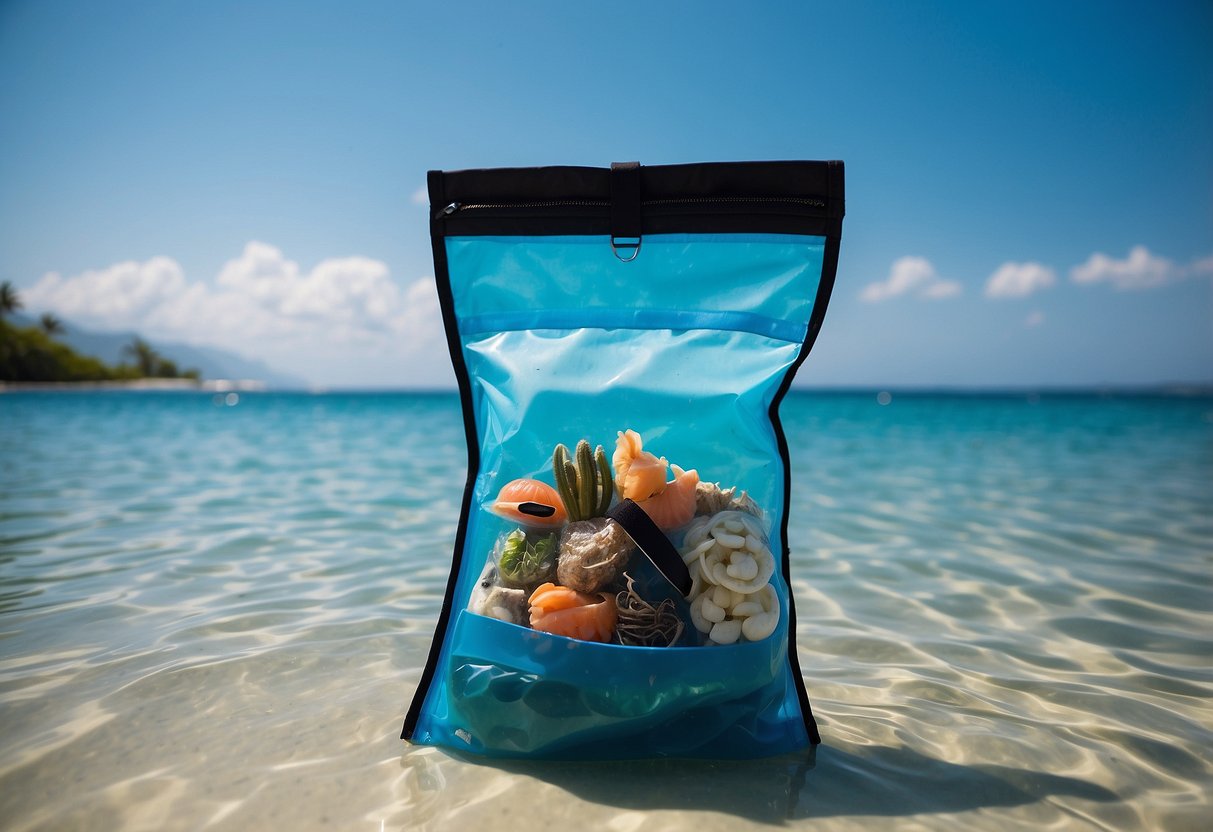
10,314,307,388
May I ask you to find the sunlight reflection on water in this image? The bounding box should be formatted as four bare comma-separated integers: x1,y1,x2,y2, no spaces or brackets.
0,391,1210,830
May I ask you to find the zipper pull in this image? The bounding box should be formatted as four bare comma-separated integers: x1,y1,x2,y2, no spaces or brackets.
437,202,460,219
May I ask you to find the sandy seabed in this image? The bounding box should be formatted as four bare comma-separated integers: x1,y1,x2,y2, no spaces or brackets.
1,391,1210,830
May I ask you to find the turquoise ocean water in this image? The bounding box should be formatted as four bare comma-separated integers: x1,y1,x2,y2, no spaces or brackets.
1,391,1210,830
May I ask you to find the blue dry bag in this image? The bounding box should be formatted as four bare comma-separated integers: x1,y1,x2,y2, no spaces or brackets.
403,161,845,759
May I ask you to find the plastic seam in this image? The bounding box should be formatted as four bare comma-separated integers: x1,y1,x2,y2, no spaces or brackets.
458,309,809,344
772,200,843,746
401,170,480,741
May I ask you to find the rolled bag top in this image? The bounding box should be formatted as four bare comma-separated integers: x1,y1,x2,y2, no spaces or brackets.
427,159,845,238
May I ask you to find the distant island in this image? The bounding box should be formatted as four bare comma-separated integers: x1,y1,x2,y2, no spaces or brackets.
1,280,200,383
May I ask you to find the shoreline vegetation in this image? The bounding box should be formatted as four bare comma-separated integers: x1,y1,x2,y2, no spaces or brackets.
1,280,208,385
0,378,267,392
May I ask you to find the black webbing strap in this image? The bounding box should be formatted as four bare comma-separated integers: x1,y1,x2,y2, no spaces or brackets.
609,161,642,261
606,498,691,596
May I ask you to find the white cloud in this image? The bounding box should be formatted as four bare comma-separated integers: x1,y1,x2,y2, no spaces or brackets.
22,242,449,387
1070,245,1176,290
921,280,962,299
860,256,962,302
1188,254,1213,277
1025,310,1044,328
25,257,188,324
985,261,1056,298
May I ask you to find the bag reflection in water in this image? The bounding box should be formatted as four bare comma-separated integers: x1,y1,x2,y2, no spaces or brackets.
403,160,846,759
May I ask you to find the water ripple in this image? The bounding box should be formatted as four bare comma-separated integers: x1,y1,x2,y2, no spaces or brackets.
0,391,1210,830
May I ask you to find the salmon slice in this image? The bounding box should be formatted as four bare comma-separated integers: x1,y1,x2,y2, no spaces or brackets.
490,478,567,528
528,582,618,642
613,429,669,501
637,465,699,531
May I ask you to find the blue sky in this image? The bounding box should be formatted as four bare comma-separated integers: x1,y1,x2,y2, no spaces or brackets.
1,0,1210,388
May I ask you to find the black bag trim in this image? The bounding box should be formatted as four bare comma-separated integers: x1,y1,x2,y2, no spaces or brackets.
402,169,480,740
606,498,692,596
770,233,843,748
403,160,845,747
432,160,842,238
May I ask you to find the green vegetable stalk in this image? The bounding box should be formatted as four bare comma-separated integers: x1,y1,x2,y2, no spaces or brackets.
496,528,557,588
553,439,613,522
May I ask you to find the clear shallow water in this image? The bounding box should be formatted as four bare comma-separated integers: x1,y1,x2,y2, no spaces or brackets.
1,390,1210,831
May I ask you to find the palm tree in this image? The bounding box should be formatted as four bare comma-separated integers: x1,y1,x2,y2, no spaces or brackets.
39,312,64,335
123,337,160,377
0,281,21,318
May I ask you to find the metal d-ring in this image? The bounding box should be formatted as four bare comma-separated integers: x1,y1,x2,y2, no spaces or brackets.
611,235,642,262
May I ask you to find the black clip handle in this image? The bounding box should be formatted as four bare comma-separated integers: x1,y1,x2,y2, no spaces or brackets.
606,498,691,596
610,161,642,262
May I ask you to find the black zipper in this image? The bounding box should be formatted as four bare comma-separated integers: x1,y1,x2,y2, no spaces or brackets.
436,195,828,220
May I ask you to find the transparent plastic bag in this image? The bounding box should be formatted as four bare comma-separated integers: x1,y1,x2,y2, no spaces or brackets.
403,161,845,759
